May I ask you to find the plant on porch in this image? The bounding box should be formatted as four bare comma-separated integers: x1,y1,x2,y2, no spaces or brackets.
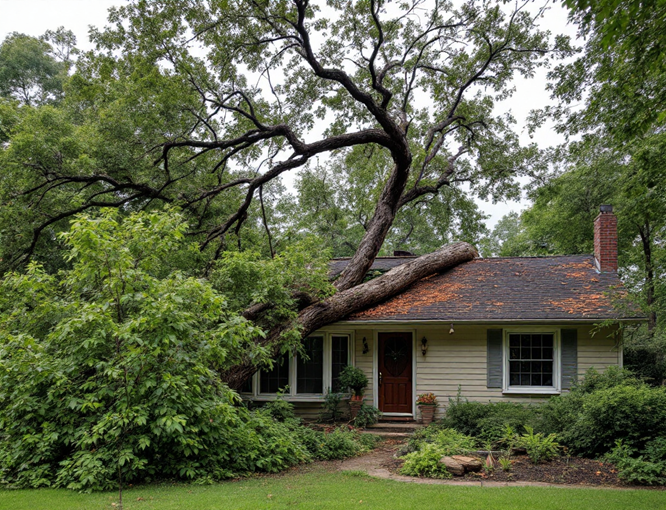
416,393,438,425
338,366,369,420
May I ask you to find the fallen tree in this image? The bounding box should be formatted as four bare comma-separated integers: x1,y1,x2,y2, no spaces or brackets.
224,241,477,390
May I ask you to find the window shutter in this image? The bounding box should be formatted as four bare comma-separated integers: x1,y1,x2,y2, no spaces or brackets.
487,329,503,388
561,329,578,390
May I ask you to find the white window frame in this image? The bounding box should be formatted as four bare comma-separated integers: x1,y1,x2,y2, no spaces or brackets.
243,332,353,401
502,328,561,395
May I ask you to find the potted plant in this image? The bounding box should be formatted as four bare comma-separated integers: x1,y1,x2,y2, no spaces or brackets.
338,366,369,420
416,392,438,425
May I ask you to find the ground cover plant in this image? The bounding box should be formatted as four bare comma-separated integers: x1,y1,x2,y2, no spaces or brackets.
2,466,666,510
400,428,478,478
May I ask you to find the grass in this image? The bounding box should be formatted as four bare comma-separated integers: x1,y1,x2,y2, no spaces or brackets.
1,466,665,510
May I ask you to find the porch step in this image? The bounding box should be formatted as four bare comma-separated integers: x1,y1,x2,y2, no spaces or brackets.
364,421,422,436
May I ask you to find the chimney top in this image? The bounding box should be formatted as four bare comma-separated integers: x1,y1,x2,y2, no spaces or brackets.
594,205,618,272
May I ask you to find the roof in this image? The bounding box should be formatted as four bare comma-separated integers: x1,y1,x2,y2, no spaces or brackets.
330,256,417,277
342,255,641,322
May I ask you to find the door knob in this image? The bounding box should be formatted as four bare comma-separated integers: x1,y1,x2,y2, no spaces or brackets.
379,371,382,385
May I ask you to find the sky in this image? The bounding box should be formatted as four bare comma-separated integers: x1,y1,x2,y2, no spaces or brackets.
0,0,579,229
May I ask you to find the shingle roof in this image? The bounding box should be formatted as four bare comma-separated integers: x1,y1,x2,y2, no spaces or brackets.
342,255,641,322
329,256,417,277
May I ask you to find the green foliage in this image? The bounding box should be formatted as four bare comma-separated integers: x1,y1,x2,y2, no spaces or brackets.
294,426,378,461
353,404,381,429
606,439,666,486
0,209,323,490
264,395,296,422
0,32,67,105
319,390,344,423
439,393,539,443
401,427,477,478
400,443,453,479
517,426,560,464
337,366,368,397
538,368,666,457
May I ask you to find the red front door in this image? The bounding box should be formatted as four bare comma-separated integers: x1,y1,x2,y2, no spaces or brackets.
378,332,413,414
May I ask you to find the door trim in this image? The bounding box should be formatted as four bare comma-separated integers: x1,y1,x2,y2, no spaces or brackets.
373,329,416,416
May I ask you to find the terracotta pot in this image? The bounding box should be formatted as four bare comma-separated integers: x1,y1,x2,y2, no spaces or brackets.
418,404,436,425
349,399,363,420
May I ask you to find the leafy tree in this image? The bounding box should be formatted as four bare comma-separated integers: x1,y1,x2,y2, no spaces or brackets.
0,1,572,387
0,208,328,490
0,32,68,105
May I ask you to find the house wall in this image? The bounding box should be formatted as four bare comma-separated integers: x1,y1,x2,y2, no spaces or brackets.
325,322,621,421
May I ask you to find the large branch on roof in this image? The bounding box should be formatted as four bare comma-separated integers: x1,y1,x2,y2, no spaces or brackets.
223,241,478,390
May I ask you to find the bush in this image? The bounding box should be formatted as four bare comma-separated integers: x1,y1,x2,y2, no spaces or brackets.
606,439,666,486
517,426,560,464
439,392,539,443
353,404,381,428
338,366,368,397
318,390,344,423
264,395,296,422
539,377,666,457
401,426,477,478
400,443,453,479
294,426,379,461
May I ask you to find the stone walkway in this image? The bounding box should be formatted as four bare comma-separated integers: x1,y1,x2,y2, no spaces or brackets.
338,442,635,490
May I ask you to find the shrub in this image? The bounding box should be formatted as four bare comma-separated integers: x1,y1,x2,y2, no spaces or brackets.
400,443,452,479
353,404,381,428
402,426,477,478
318,390,344,423
338,366,369,397
294,426,379,461
264,394,296,422
606,439,666,486
439,392,538,442
517,426,560,464
539,382,666,457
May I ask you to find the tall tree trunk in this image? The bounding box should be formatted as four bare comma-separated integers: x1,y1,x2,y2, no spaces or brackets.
224,241,477,390
639,222,657,333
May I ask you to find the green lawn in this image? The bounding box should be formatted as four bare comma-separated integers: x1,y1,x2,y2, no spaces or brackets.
1,467,664,510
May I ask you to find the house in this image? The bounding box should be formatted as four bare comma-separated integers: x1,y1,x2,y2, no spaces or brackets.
242,206,643,420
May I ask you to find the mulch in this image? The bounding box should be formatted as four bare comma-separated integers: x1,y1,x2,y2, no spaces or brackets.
384,449,665,489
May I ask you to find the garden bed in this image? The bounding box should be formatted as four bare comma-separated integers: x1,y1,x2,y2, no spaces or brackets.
386,449,665,489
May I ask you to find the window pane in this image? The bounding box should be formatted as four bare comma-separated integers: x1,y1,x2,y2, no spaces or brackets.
297,336,324,394
240,372,254,393
260,354,289,394
508,333,556,387
331,336,349,392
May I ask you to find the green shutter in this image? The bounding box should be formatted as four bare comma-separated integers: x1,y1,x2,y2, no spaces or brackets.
487,329,503,388
561,329,578,390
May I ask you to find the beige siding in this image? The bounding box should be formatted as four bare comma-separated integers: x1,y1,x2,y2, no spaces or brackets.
354,329,374,405
321,323,622,421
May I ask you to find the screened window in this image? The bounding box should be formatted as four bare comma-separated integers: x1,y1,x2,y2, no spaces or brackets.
260,353,290,394
508,333,554,387
331,335,350,392
296,336,324,394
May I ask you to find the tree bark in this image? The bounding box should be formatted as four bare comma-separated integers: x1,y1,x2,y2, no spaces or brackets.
224,241,478,390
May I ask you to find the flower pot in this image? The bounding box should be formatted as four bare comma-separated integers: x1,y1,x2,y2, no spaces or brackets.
418,404,436,425
349,399,363,420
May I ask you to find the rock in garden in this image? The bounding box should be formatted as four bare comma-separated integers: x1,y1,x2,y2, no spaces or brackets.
439,456,465,476
451,455,483,472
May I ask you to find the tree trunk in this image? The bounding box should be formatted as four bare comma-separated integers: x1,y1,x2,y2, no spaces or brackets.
224,241,478,390
639,222,657,333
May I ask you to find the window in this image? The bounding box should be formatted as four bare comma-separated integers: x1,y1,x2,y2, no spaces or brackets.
297,336,324,393
331,336,350,392
260,353,290,394
503,330,561,394
508,333,554,387
252,333,352,399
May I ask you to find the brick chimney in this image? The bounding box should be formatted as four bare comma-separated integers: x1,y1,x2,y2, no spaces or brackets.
594,205,618,272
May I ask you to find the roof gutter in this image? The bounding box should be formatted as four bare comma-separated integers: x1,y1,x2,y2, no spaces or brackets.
337,318,646,326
